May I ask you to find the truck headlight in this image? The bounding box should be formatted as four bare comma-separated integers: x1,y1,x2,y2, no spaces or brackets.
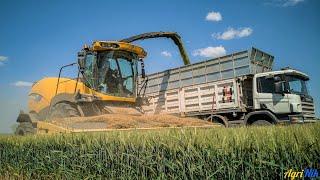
290,103,302,113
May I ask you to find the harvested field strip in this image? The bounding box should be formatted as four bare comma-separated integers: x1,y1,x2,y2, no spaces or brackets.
0,123,319,179
50,114,214,130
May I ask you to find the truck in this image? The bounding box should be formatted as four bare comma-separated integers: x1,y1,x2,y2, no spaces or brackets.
139,47,317,126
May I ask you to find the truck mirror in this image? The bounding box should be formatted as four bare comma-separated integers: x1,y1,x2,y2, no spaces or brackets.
274,82,283,94
140,59,146,78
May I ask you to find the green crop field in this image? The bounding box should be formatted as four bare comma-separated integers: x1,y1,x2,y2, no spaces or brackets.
0,123,319,179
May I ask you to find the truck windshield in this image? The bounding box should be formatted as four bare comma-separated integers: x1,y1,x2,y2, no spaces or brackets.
286,75,309,95
82,50,138,97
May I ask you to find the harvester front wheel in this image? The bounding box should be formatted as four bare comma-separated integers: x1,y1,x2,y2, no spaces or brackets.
48,102,80,119
15,122,35,136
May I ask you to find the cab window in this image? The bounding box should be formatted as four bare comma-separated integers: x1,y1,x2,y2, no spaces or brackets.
257,76,284,93
83,54,96,88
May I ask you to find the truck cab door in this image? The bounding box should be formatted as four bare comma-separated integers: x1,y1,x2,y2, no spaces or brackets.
254,75,290,114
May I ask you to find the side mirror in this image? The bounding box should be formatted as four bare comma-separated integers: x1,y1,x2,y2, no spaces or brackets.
140,59,146,79
274,82,283,94
78,51,86,71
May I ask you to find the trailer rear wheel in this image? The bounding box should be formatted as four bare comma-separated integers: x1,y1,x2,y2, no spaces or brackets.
251,120,272,126
206,115,228,127
15,122,35,136
48,102,80,119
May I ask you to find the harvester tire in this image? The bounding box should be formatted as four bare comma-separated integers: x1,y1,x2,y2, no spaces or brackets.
48,102,80,119
15,122,35,136
251,120,272,126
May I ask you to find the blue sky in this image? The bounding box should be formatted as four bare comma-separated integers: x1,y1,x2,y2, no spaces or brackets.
0,0,319,133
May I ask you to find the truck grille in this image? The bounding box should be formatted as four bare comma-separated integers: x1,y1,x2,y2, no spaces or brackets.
301,100,316,121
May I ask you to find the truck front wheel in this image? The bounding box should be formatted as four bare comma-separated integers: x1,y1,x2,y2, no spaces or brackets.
251,120,272,126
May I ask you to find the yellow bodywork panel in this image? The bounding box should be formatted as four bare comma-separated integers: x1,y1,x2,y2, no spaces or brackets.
29,77,135,114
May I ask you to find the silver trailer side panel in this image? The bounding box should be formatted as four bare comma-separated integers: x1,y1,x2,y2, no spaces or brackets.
142,79,241,115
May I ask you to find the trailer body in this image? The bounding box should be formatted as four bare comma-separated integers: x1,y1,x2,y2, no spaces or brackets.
140,47,272,116
140,47,316,125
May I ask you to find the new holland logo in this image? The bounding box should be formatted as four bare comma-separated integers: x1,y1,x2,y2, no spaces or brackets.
284,168,318,179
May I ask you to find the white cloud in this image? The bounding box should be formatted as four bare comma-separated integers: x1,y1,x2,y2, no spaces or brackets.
213,27,253,40
0,56,8,61
205,11,222,22
0,56,8,66
192,46,226,58
161,51,172,57
265,0,304,7
12,81,33,87
283,0,304,6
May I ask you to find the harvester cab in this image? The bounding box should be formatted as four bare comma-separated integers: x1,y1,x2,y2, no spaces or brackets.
77,41,147,99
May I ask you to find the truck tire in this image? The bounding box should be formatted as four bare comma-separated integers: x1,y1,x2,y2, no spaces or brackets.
206,115,228,127
251,120,272,126
48,102,80,119
15,122,36,136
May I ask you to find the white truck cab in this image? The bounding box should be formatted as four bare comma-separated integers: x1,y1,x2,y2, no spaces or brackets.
253,68,315,123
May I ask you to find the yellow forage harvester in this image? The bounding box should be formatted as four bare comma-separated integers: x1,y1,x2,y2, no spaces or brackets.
15,32,215,135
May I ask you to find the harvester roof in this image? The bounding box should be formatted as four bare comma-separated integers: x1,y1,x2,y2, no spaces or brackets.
92,41,147,58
